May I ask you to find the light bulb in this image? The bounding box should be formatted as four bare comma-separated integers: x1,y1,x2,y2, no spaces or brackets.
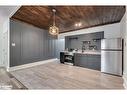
52,29,56,33
78,22,82,26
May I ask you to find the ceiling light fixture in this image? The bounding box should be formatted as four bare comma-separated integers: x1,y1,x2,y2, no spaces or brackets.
49,9,59,35
75,22,82,27
75,23,78,27
78,22,82,26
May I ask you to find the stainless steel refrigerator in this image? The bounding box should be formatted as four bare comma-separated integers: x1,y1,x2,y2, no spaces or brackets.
101,38,123,76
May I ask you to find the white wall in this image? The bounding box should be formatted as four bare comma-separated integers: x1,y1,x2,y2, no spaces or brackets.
120,6,127,88
58,23,121,39
0,24,3,66
0,20,8,67
0,6,20,68
120,9,127,74
2,19,9,68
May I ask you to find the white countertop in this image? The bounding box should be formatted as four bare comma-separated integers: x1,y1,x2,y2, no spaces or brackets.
61,50,101,55
75,50,101,55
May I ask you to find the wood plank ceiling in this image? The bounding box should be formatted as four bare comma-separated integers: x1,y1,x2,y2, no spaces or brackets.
11,6,125,33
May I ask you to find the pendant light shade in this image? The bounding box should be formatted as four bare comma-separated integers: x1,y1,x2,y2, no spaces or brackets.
49,9,59,35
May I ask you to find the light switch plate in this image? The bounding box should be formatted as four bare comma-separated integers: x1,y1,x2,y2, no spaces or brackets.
12,43,16,47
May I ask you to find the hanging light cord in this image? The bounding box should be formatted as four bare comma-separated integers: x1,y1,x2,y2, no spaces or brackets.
53,9,56,26
49,8,59,35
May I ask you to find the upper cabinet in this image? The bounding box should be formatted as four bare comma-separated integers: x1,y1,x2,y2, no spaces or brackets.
65,31,104,50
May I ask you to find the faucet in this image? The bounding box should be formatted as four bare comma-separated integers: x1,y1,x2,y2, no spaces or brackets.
93,45,97,50
82,45,86,52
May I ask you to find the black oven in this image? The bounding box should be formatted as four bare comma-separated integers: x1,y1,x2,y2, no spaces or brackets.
60,52,74,64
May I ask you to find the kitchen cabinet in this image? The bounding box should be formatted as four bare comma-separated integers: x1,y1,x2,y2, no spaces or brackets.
74,54,87,67
65,32,104,50
74,53,101,71
87,54,101,70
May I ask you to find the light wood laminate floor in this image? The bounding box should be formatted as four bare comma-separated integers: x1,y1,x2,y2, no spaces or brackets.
0,68,27,89
10,62,124,89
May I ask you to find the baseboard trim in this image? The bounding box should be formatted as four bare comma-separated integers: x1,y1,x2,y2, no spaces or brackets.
0,64,5,68
123,73,127,89
8,58,58,72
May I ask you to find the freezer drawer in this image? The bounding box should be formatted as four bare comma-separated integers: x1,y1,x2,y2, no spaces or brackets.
101,51,122,76
101,38,122,50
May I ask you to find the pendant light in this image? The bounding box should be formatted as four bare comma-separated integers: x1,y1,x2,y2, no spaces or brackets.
49,9,59,35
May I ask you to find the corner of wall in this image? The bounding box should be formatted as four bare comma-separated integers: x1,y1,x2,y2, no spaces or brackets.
123,72,127,89
121,6,127,89
0,23,3,67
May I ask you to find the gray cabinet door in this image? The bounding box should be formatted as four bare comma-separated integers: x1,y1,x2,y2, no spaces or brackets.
74,53,101,71
74,54,87,68
87,54,101,70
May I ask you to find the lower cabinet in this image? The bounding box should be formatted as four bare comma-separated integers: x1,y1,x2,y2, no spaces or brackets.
74,54,88,67
87,54,101,70
74,53,101,71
